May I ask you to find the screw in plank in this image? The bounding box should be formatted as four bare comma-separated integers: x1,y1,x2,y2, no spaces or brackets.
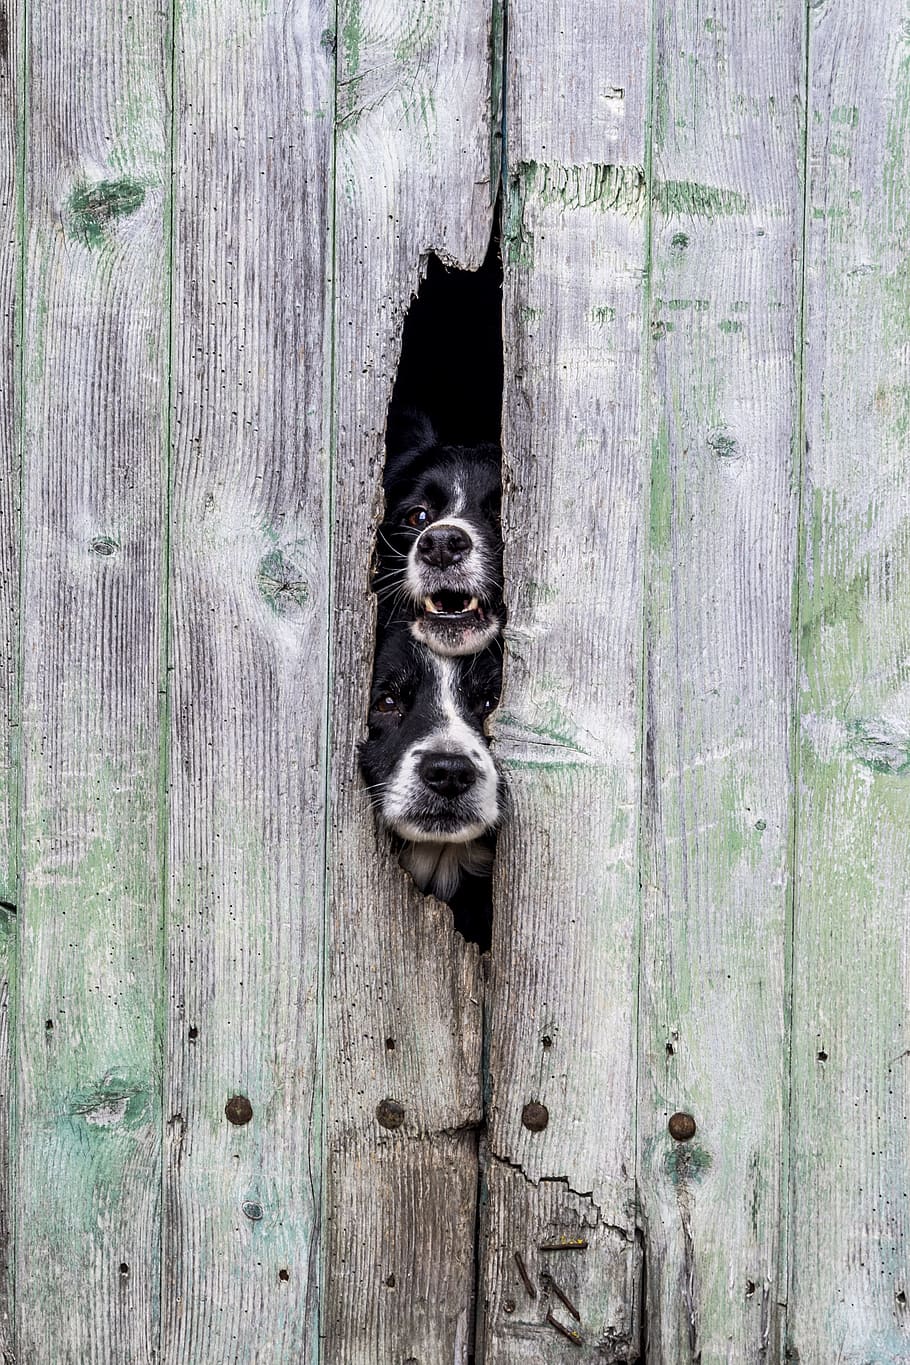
521,1101,549,1132
225,1095,253,1126
376,1098,405,1130
539,1238,588,1252
668,1111,696,1141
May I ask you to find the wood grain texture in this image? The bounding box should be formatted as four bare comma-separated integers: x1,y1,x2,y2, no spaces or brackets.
479,5,650,1356
323,0,495,1358
0,0,18,1353
163,1,333,1358
789,3,910,1359
636,2,804,1359
15,0,169,1356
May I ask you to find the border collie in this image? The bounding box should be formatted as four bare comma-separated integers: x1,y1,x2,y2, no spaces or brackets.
376,410,505,657
359,623,504,917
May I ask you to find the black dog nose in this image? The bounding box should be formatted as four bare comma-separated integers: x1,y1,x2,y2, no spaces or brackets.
416,524,473,568
419,752,477,797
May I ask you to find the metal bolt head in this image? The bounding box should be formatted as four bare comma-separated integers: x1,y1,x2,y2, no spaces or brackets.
668,1111,696,1141
521,1101,549,1132
376,1098,405,1130
225,1094,253,1126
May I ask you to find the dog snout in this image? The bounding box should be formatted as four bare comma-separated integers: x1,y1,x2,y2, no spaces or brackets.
416,524,473,568
418,751,477,797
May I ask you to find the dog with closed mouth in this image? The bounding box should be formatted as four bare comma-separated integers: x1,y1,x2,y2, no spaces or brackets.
359,621,504,943
375,410,505,657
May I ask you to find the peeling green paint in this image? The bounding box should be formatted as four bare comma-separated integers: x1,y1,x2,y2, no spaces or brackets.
518,160,646,215
846,719,910,776
340,0,362,99
66,1076,150,1130
653,179,749,218
503,181,533,267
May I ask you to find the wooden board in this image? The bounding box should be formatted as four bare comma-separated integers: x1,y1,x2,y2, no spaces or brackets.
0,0,19,1350
478,6,650,1357
14,0,169,1356
789,2,910,1358
322,0,496,1359
162,0,333,1358
636,1,804,1358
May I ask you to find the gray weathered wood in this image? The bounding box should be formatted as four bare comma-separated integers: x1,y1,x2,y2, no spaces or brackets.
636,1,803,1358
162,0,333,1357
789,3,910,1358
4,4,910,1357
15,0,169,1355
0,0,19,1351
478,6,650,1356
323,0,495,1358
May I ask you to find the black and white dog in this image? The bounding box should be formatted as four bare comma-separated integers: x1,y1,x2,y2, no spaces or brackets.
376,410,505,658
361,409,506,943
359,623,504,943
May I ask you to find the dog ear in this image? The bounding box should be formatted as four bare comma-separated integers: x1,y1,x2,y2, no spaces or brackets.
384,407,437,488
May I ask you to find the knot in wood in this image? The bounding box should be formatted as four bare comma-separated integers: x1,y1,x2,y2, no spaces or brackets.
90,535,119,557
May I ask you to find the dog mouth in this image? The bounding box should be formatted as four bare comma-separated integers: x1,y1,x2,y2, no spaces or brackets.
392,811,491,843
417,590,487,621
413,592,500,656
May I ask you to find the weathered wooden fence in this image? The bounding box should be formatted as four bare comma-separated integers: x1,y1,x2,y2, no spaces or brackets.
1,0,909,1359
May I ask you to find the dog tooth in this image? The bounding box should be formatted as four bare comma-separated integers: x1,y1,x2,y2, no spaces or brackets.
424,597,439,614
467,597,479,611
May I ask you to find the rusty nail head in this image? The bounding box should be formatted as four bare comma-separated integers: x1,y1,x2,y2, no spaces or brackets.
522,1101,549,1132
668,1111,696,1141
225,1095,253,1126
376,1098,405,1130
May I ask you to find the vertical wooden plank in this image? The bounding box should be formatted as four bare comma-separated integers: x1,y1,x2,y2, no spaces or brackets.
15,0,169,1355
163,0,333,1358
323,1,495,1359
479,5,650,1359
636,2,804,1358
789,4,910,1358
0,0,19,1351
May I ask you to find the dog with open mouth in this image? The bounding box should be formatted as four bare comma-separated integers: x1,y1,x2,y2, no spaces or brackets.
359,621,504,944
375,409,505,657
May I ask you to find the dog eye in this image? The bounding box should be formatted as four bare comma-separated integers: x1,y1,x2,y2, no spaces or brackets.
405,506,431,529
479,697,497,716
374,693,400,715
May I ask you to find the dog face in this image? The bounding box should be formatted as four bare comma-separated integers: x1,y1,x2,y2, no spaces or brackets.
378,420,504,657
359,626,503,895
